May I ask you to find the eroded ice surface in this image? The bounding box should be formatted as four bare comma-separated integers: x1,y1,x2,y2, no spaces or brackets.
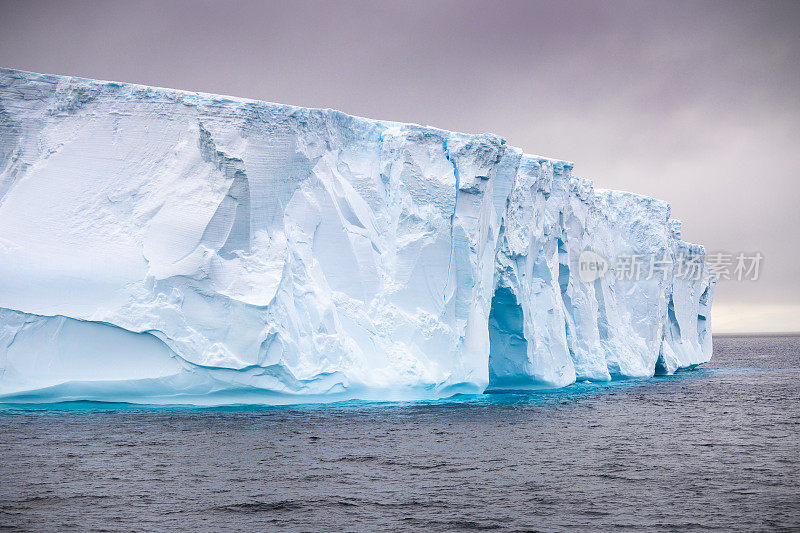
0,69,715,405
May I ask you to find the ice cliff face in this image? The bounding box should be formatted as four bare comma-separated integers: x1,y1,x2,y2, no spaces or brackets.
0,69,715,405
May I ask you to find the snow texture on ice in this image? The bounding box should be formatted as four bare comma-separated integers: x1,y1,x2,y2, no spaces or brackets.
0,69,715,404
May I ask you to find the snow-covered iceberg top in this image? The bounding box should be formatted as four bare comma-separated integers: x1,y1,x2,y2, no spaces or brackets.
0,68,714,405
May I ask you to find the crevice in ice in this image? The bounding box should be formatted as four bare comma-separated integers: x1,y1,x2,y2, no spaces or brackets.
217,169,251,258
532,245,553,283
667,294,682,342
697,314,708,348
441,137,460,301
593,278,610,341
557,238,576,355
197,123,251,257
487,286,529,389
654,351,669,375
697,285,710,347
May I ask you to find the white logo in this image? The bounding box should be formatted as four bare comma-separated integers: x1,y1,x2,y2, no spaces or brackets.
578,249,608,283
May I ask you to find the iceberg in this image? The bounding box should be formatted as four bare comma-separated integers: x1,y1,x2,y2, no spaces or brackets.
0,68,715,405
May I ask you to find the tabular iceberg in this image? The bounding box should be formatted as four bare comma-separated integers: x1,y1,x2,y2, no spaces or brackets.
0,68,715,405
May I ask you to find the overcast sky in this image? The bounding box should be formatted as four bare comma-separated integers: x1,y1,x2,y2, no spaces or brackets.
1,0,798,332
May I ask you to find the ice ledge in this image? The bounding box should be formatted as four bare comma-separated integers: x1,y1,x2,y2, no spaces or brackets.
0,68,715,405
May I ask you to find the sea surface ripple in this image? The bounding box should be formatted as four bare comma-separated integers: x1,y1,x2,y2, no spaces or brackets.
1,335,798,531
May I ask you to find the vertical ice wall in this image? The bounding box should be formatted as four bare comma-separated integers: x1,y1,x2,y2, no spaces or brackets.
0,68,715,404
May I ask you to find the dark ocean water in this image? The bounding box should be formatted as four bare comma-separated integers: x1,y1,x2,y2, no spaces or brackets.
1,335,799,532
